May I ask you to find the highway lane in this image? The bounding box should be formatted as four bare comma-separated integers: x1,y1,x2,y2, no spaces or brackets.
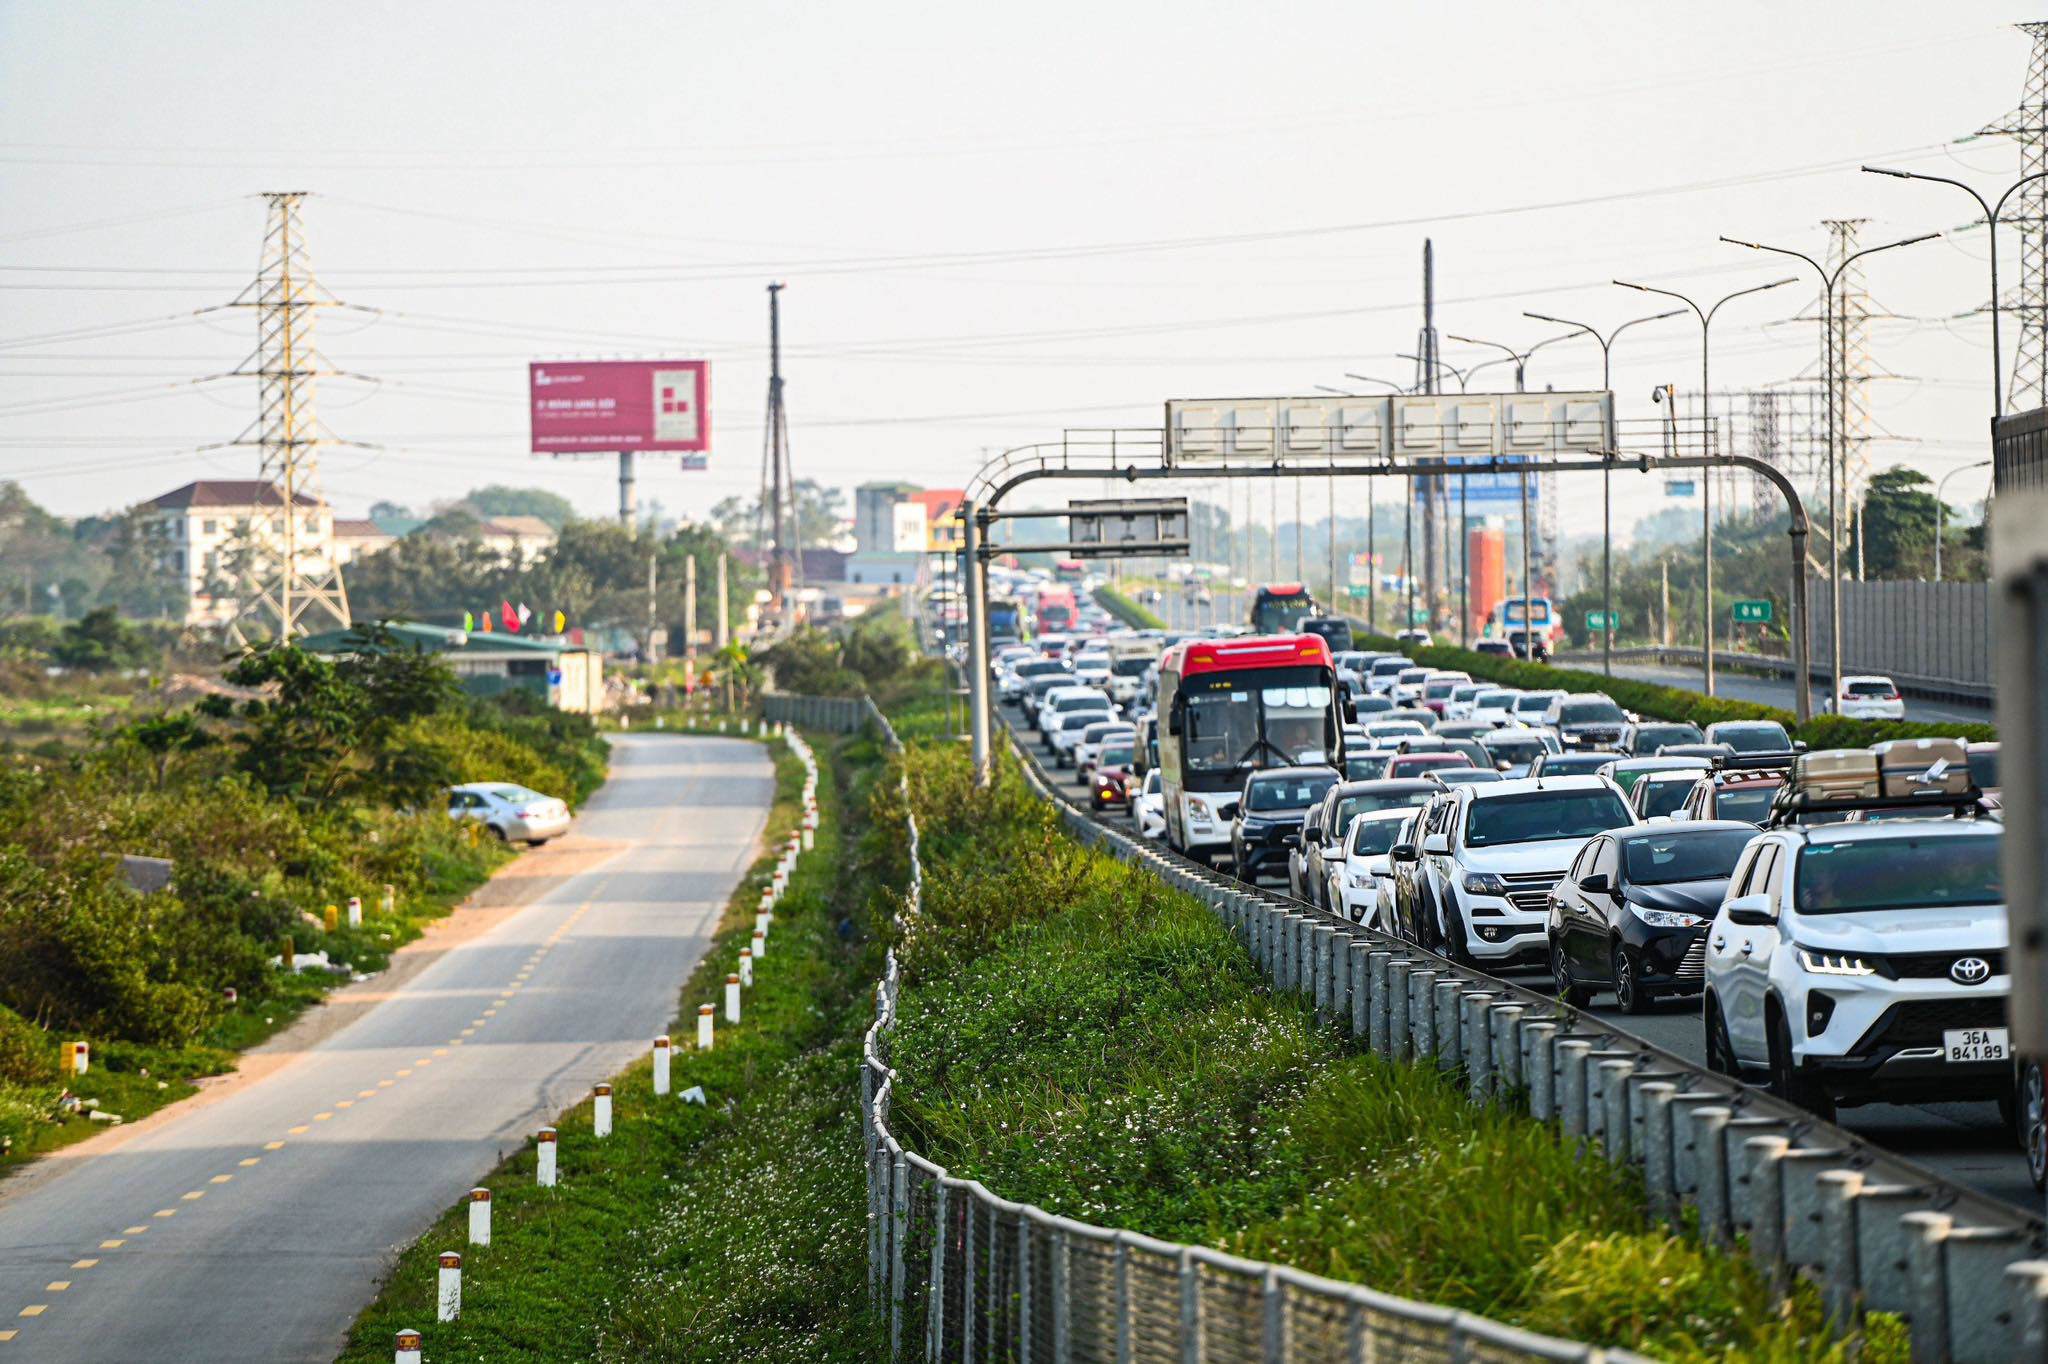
1580,659,1992,726
0,733,771,1363
1006,698,2037,1216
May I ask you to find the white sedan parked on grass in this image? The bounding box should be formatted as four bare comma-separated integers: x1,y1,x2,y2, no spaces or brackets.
447,783,572,845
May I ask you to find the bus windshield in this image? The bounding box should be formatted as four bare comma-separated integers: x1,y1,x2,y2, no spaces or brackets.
1179,665,1334,774
1251,591,1315,635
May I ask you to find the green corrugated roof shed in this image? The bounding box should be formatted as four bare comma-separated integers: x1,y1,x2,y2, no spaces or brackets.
298,621,573,656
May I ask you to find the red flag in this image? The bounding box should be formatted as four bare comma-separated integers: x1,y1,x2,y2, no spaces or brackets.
501,601,518,632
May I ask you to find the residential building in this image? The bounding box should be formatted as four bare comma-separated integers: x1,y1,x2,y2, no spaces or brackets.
299,621,606,713
143,480,335,627
333,518,395,565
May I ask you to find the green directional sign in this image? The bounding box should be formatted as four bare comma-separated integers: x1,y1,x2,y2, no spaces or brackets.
1345,584,1369,599
1731,599,1773,625
1409,607,1431,625
1584,610,1618,632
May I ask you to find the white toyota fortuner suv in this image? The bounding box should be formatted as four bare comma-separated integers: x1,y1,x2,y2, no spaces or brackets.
1702,817,2007,1121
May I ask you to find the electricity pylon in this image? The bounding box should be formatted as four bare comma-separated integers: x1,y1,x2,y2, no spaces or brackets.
226,192,351,642
1981,21,2048,413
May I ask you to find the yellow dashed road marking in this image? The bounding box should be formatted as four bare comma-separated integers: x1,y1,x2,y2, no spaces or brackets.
288,1125,309,1135
98,1240,124,1249
44,1283,67,1293
152,1210,175,1219
180,1191,203,1202
264,1141,285,1150
239,1157,261,1167
335,1101,352,1109
17,1306,43,1318
0,1328,17,1340
122,1225,146,1235
378,1079,394,1087
210,1174,232,1184
313,1112,332,1122
70,1260,96,1270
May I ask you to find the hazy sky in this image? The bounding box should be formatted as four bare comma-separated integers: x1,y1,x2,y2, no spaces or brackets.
0,1,2033,542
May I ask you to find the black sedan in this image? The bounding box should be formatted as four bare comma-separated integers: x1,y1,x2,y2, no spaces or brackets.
1229,766,1339,885
1547,821,1755,1013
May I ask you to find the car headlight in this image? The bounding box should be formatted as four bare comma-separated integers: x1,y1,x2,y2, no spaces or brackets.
1186,798,1214,828
1349,870,1375,888
1797,948,1876,977
1630,904,1705,930
1462,873,1508,896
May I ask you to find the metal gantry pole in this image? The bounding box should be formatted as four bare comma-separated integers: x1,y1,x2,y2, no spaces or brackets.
963,501,992,787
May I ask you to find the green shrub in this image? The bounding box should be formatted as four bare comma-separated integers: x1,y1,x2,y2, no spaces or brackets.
0,1002,56,1085
1095,586,1165,629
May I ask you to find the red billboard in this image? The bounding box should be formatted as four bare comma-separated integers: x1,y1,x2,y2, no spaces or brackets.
528,360,709,455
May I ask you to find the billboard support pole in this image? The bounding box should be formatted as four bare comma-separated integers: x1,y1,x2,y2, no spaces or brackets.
963,500,992,787
619,450,637,529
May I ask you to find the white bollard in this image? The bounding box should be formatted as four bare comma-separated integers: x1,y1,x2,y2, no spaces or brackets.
697,1002,715,1050
739,947,753,987
347,896,362,928
536,1126,558,1187
655,715,665,729
755,909,770,936
381,883,396,915
395,1328,423,1364
725,973,741,1024
752,928,767,961
437,1252,462,1322
467,1187,491,1245
652,1034,672,1096
803,825,814,851
71,1041,88,1076
593,1083,612,1138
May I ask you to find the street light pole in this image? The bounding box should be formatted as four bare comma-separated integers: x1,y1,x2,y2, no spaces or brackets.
1720,231,1937,712
1934,459,1992,582
1614,276,1797,697
1862,165,2048,420
1523,307,1687,675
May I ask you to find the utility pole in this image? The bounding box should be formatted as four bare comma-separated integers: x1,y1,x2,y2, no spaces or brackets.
645,552,659,665
715,553,729,649
684,554,698,691
1661,557,1671,647
759,282,799,617
227,192,351,642
1416,240,1441,633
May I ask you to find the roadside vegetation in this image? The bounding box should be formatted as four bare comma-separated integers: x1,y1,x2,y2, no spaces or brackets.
1095,583,1167,629
341,723,894,1362
1349,625,1995,745
887,738,1905,1362
0,630,606,1171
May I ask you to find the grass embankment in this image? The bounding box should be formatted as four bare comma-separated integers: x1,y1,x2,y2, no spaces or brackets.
340,726,894,1363
889,740,1904,1362
1095,584,1166,629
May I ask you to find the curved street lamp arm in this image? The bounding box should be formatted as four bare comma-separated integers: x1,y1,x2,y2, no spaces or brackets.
1614,279,1706,324
1341,372,1407,393
1704,275,1797,326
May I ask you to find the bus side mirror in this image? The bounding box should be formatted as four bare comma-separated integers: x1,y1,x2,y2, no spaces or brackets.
1166,708,1183,737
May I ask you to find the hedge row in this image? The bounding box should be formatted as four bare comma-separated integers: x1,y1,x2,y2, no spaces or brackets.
1345,624,1995,745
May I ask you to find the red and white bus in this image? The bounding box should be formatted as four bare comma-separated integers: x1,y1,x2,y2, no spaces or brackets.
1156,633,1344,863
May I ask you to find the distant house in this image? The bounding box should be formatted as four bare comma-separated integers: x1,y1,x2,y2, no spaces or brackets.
143,480,334,626
332,518,395,565
471,515,558,559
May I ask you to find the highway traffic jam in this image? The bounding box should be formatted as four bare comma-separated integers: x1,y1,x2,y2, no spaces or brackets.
982,571,2035,1200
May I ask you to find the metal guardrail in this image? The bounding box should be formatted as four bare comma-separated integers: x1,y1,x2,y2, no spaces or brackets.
996,720,2048,1363
765,690,1655,1363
